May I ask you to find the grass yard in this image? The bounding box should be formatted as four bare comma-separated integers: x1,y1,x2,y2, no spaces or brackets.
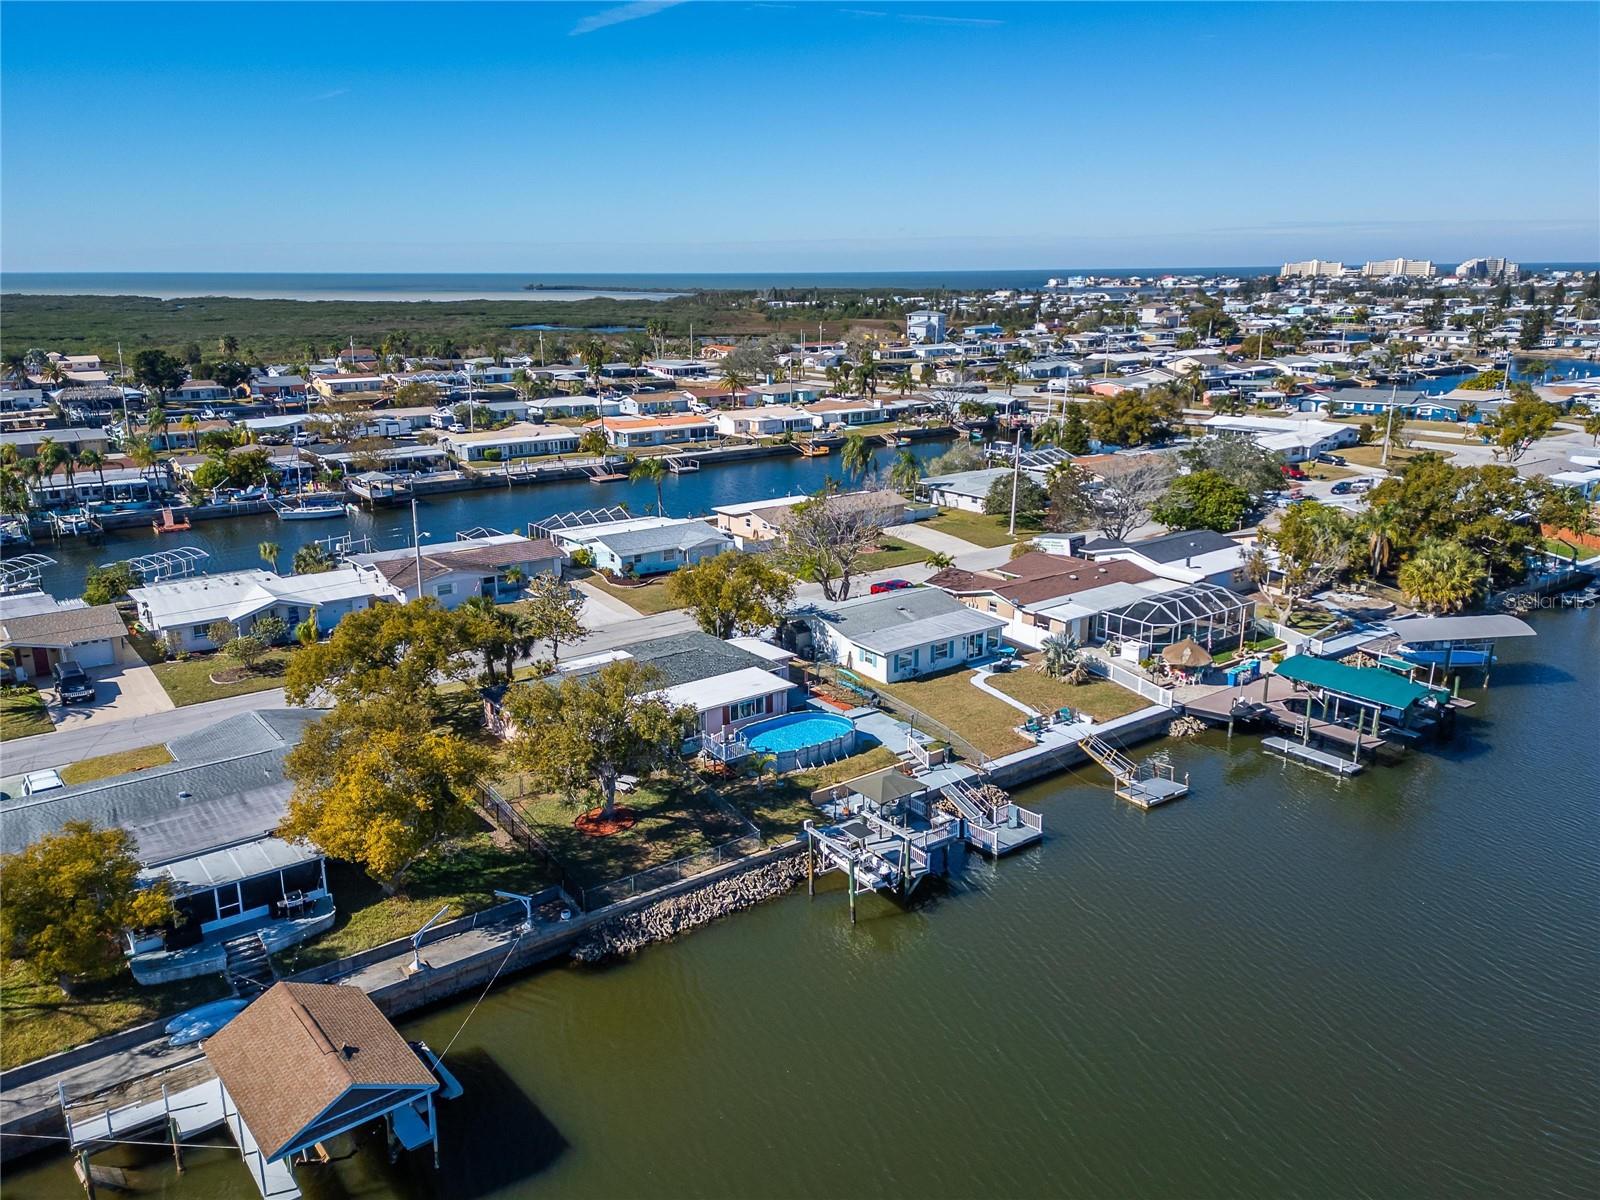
579,573,684,616
1,957,227,1070
60,744,174,786
714,743,905,840
1340,443,1448,468
987,661,1150,723
856,537,929,574
148,646,294,706
0,686,54,740
872,669,1032,759
273,831,555,972
502,777,753,886
922,509,1039,548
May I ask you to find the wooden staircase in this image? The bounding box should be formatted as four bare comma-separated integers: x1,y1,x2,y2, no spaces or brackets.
1078,734,1191,809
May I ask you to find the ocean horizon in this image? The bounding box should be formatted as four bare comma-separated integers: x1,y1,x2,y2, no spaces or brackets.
7,265,1595,304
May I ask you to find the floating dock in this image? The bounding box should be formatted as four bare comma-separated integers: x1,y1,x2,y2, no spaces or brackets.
1262,737,1364,776
1077,734,1191,808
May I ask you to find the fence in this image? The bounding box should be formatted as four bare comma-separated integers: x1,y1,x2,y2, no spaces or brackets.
577,834,765,909
477,780,589,905
1086,655,1176,708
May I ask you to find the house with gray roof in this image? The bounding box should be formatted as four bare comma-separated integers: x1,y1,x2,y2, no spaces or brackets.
801,586,1006,683
579,518,732,577
0,595,132,680
0,708,334,985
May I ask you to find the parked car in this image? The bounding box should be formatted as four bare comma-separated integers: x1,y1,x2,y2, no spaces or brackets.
1330,480,1355,495
1280,463,1308,480
20,769,64,797
1315,452,1347,466
870,579,916,594
1350,477,1377,493
51,659,96,704
290,432,317,447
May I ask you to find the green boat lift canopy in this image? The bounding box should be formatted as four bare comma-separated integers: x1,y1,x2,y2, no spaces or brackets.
1273,655,1450,712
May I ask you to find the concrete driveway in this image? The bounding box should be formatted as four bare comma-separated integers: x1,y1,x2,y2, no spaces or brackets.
47,661,175,733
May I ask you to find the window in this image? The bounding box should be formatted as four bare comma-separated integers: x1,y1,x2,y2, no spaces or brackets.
733,696,764,721
193,625,210,638
932,640,953,662
436,582,455,597
859,650,878,667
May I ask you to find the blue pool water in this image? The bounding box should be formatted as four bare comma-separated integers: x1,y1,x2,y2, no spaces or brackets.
743,713,854,753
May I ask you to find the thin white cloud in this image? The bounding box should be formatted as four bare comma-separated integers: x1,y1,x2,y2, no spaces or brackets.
309,87,349,102
901,13,1001,26
571,0,685,36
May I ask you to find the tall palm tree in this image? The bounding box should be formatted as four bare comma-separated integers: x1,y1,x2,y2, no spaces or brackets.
1356,502,1403,579
60,447,80,501
629,455,668,516
77,448,106,491
1397,539,1483,614
259,541,281,573
840,433,873,481
179,413,199,449
578,338,607,393
35,437,61,487
146,403,168,447
125,435,157,481
888,449,921,495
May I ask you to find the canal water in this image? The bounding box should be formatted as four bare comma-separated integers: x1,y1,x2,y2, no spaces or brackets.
15,442,954,598
7,609,1596,1199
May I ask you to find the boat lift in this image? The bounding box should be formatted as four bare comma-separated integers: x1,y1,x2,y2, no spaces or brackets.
0,553,55,594
104,546,210,584
803,810,959,923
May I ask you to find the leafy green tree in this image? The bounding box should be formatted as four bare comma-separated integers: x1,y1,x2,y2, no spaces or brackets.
1057,404,1092,454
291,544,334,575
1151,470,1249,532
983,473,1047,520
1481,393,1558,463
502,660,697,818
1178,437,1282,505
82,562,139,606
1252,500,1356,621
132,349,185,400
1397,540,1484,613
629,455,669,516
206,619,238,648
221,634,269,672
1085,388,1181,447
286,598,471,714
521,572,589,663
666,551,796,639
252,614,289,645
281,698,490,895
457,595,535,686
1,821,178,994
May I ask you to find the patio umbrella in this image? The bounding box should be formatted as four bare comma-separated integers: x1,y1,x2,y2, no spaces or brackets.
1161,637,1212,670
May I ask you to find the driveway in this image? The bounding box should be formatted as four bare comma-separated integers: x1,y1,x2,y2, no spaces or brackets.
47,662,175,734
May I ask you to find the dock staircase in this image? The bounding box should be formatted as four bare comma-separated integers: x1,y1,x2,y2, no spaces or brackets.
935,775,1043,855
224,932,277,994
1077,734,1191,809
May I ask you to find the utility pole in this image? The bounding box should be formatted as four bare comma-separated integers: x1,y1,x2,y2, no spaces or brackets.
1008,422,1024,537
411,497,425,597
1380,376,1400,468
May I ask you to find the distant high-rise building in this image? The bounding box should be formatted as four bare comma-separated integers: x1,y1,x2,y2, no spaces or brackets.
1454,256,1519,281
1280,259,1346,279
1361,258,1437,278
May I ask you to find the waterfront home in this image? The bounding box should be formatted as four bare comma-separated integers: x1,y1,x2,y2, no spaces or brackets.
245,375,309,404
918,466,1027,513
1202,413,1359,462
204,982,449,1178
800,587,1006,684
531,394,622,420
436,421,582,462
714,404,815,439
306,442,450,477
171,379,232,404
748,380,826,405
710,489,907,548
0,709,335,984
345,533,561,607
312,373,385,399
112,416,233,452
1082,528,1256,591
644,358,715,380
0,424,110,459
27,464,170,509
926,552,1177,647
575,517,732,576
0,387,49,413
0,591,134,679
592,413,717,449
130,568,391,651
803,397,916,428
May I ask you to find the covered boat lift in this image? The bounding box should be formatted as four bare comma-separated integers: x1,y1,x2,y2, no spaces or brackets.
1377,613,1536,683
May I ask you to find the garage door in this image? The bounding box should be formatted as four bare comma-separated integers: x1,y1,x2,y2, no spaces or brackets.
71,640,116,668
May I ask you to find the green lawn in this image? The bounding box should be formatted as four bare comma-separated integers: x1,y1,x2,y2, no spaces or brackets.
715,744,904,840
1,957,227,1071
1340,443,1447,468
149,646,294,706
0,686,54,740
498,776,752,886
580,573,684,616
273,831,556,972
855,537,929,574
922,509,1038,548
987,661,1150,723
60,744,174,786
872,669,1032,759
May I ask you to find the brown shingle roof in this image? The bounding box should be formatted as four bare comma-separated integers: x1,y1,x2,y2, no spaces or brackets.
0,604,127,648
926,554,1155,608
369,538,561,589
204,982,435,1160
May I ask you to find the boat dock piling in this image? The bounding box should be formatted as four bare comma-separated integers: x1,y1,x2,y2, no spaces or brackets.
1262,737,1364,776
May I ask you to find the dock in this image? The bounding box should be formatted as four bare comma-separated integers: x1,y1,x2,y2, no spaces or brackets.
933,776,1044,855
1262,737,1364,776
151,507,191,534
804,811,959,922
586,464,627,482
1077,733,1190,808
793,440,830,457
664,455,700,474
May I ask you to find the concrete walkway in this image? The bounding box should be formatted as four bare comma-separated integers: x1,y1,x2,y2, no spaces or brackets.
970,666,1037,717
884,521,986,560
572,578,648,625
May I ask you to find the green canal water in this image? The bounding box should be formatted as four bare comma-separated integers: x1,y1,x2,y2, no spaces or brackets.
7,610,1598,1199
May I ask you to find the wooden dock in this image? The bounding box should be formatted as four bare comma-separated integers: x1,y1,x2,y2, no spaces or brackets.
1077,734,1190,808
794,440,830,457
1262,737,1364,776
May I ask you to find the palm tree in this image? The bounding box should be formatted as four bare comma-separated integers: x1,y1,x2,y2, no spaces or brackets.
292,544,334,575
1584,412,1600,446
1456,400,1479,434
924,550,954,570
840,433,873,481
997,365,1020,395
259,541,281,573
125,435,158,481
629,455,669,516
60,447,80,501
1038,632,1090,684
146,404,169,448
77,448,106,492
1356,502,1402,579
888,449,921,495
718,364,748,408
179,413,199,449
1397,539,1483,614
578,338,607,393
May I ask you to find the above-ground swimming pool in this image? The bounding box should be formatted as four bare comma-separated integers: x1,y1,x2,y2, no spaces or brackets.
740,712,858,771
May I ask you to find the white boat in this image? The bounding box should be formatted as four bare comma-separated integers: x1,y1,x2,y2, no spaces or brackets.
272,498,347,521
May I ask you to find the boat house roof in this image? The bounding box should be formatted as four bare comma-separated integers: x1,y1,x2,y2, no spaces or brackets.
1273,655,1448,711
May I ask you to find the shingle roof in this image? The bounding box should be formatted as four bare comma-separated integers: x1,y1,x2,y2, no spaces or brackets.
205,982,436,1161
813,587,1005,655
357,537,561,589
1082,529,1241,564
590,520,730,557
623,631,773,688
0,603,126,648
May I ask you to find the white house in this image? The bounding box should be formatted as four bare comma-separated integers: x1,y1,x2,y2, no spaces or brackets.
906,310,948,344
1202,414,1359,463
435,422,583,462
577,519,732,577
593,414,716,449
802,587,1006,684
713,405,815,439
130,569,392,651
919,466,1026,513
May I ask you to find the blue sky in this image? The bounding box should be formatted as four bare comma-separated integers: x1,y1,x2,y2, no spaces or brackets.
3,1,1596,272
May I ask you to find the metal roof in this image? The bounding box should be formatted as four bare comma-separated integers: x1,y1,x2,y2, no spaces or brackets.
1272,655,1448,710
1383,615,1536,642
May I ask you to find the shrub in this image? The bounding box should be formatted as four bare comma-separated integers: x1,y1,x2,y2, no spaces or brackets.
252,615,289,645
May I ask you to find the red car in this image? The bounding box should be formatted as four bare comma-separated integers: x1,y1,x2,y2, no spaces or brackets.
870,579,916,594
1280,463,1308,480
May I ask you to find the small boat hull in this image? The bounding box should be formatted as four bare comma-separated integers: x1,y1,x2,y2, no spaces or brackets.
165,997,250,1044
276,505,346,520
